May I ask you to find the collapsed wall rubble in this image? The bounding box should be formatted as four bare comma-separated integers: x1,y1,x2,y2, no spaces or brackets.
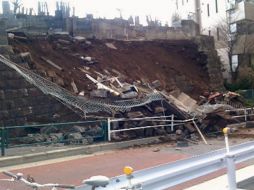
0,35,235,145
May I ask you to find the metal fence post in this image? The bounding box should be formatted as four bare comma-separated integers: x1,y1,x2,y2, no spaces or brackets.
226,154,237,190
107,118,111,142
1,127,5,156
223,128,237,190
171,114,174,131
244,109,247,122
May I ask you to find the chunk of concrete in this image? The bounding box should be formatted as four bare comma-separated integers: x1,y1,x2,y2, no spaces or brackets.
90,89,108,98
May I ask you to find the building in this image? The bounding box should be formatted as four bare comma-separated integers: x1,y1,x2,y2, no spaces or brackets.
171,0,254,81
2,0,11,16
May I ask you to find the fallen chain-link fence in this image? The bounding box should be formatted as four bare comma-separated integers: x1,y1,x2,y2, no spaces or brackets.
0,55,164,116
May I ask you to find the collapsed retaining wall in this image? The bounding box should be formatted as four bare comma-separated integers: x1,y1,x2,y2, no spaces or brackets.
0,47,80,127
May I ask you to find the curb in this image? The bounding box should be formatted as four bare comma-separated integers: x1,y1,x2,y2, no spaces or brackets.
0,137,160,167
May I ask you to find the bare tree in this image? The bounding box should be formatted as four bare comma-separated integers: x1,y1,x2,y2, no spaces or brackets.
215,16,254,75
171,12,181,27
12,0,22,15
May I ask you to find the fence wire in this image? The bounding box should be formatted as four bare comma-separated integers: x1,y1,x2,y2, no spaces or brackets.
0,55,163,115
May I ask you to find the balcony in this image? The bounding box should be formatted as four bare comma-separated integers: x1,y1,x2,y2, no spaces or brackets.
228,1,254,23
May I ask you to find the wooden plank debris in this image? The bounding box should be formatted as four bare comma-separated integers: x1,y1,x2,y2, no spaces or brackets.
71,80,79,94
41,56,63,71
86,74,120,96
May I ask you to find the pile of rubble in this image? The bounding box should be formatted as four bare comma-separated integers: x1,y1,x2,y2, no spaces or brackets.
3,33,245,145
15,124,104,146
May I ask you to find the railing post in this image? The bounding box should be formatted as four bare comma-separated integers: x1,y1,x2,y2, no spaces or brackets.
171,114,174,131
102,121,108,142
226,154,237,190
223,127,237,190
244,109,247,122
1,127,5,156
107,118,111,142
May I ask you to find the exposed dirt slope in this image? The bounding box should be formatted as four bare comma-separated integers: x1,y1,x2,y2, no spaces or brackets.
11,38,210,99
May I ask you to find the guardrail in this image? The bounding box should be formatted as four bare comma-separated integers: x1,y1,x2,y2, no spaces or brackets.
107,115,207,144
226,107,254,122
0,120,107,156
77,140,254,190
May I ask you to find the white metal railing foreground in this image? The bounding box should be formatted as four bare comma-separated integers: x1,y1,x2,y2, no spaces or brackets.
77,139,254,190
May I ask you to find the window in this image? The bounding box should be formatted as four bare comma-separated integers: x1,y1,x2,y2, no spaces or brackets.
231,55,238,72
215,0,218,13
207,4,210,17
217,27,220,40
230,23,237,33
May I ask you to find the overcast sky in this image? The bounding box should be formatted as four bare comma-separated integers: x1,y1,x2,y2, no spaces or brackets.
0,0,174,25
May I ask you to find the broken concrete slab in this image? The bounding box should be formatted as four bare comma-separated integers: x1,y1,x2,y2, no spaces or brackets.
127,111,144,118
90,89,108,98
105,43,117,50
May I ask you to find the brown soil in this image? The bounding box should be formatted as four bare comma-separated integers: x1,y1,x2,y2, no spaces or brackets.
11,38,210,100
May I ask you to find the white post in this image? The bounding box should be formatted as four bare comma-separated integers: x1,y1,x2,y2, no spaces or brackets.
225,134,230,153
244,109,247,122
171,114,174,131
192,120,208,145
226,154,237,190
224,129,237,190
107,118,111,142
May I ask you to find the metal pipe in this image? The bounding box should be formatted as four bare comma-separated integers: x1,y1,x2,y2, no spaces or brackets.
1,128,5,156
107,118,111,142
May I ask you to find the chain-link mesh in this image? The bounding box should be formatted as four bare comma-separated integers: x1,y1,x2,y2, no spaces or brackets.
0,55,163,115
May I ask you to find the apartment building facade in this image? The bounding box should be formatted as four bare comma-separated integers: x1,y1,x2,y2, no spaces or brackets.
171,0,254,81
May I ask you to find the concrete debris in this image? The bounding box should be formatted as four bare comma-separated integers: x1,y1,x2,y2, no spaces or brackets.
175,129,183,135
151,80,161,89
90,89,108,98
127,111,144,118
79,91,85,96
85,41,92,46
80,56,97,65
55,77,65,86
8,33,15,39
47,70,57,78
120,91,138,99
105,43,117,50
152,148,160,152
5,37,247,146
57,39,71,45
73,36,86,42
154,106,166,114
71,80,79,94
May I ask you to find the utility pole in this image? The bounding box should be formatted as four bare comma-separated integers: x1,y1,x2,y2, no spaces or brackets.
116,8,123,19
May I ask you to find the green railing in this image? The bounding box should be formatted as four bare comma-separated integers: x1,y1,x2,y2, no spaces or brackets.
0,120,108,156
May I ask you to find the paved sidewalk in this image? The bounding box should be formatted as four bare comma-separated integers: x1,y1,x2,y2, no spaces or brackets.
0,146,189,190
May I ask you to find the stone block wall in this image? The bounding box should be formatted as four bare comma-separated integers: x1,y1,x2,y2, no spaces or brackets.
0,49,80,127
194,36,225,91
0,19,8,45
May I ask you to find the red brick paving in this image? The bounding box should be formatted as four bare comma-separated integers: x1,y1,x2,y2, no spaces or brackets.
0,147,189,190
0,147,249,190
